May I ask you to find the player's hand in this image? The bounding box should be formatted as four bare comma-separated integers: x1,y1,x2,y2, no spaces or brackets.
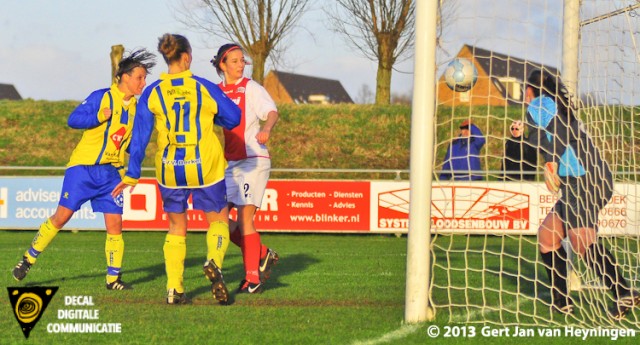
256,130,271,145
102,108,113,121
543,162,561,194
111,181,134,198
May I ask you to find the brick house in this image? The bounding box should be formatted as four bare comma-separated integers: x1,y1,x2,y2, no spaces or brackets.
263,70,353,104
437,44,559,106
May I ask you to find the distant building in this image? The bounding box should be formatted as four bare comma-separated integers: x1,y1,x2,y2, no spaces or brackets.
438,44,559,106
263,70,353,104
0,84,22,100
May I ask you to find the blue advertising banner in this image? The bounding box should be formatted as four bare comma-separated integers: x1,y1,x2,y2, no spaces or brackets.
0,177,104,229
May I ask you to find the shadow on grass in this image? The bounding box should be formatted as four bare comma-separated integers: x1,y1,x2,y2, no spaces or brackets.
22,252,320,306
187,253,321,305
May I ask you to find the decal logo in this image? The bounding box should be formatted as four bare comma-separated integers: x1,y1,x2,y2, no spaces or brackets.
8,287,58,339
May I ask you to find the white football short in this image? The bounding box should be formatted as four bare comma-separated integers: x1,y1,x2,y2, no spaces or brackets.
225,157,271,207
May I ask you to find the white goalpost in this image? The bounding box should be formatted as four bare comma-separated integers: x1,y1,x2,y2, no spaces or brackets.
405,0,438,323
406,0,640,327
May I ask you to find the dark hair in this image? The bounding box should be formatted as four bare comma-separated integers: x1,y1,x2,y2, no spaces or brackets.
157,34,191,64
210,43,242,75
526,68,576,121
116,48,156,80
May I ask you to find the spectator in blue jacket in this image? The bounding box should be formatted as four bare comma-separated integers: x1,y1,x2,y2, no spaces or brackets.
440,119,486,180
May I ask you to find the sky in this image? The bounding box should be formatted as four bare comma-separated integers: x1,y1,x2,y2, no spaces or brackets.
1,1,638,103
0,0,414,101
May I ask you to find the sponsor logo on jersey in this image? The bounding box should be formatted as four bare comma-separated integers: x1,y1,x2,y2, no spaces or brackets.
110,127,126,150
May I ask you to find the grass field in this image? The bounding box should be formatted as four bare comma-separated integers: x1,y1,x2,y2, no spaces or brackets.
2,230,639,344
1,231,415,345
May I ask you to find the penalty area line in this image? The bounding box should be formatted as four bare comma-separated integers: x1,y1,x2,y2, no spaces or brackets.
351,324,421,345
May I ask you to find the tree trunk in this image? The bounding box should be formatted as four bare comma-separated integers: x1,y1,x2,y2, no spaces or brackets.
251,51,267,85
376,58,393,105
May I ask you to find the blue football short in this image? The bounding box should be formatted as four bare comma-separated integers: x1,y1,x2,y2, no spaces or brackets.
158,180,227,213
59,165,123,214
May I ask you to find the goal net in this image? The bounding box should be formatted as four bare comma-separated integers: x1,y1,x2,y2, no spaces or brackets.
430,0,640,328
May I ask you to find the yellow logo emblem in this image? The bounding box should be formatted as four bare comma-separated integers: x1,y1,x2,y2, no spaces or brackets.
7,287,58,339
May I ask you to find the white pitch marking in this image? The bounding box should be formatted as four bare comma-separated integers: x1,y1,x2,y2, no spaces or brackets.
351,323,421,345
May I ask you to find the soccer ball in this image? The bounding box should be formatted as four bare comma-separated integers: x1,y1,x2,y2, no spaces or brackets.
444,58,478,92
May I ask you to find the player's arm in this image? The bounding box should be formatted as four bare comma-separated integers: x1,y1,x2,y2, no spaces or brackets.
257,111,279,144
194,76,241,130
543,162,561,194
250,81,279,144
67,89,111,129
111,93,154,197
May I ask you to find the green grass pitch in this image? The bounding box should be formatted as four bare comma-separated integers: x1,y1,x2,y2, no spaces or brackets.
1,231,637,345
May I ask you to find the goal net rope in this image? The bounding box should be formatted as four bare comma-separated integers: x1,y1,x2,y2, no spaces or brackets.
431,0,640,328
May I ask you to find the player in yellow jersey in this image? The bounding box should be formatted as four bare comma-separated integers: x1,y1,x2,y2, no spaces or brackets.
112,34,241,305
12,49,156,290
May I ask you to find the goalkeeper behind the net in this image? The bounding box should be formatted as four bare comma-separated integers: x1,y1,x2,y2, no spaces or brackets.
525,68,638,319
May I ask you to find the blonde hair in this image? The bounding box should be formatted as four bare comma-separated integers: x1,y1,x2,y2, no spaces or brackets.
157,34,191,64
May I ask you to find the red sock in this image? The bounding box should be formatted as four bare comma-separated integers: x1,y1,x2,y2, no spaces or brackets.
244,233,261,283
260,243,268,259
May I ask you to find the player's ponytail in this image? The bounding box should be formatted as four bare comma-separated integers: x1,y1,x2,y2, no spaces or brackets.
115,49,157,81
158,34,191,65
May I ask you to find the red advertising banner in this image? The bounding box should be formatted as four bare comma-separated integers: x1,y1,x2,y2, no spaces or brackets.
1,177,635,234
121,179,370,232
257,180,370,231
371,182,533,234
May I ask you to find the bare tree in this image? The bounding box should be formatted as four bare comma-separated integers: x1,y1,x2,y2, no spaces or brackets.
435,0,460,61
391,92,412,105
355,84,375,104
177,0,310,84
326,0,415,105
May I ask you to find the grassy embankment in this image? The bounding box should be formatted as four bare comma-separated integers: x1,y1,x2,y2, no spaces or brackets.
1,99,637,180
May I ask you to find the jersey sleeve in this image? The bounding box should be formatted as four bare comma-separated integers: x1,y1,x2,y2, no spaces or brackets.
526,97,557,163
124,88,155,181
193,76,241,130
246,80,277,121
67,88,109,129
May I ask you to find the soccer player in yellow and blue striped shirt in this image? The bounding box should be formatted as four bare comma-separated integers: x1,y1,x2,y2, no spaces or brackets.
12,49,156,290
112,34,241,305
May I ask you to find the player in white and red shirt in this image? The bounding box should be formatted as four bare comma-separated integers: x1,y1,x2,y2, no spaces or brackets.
211,43,280,294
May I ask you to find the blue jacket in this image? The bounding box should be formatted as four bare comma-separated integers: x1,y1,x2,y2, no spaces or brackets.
440,124,485,180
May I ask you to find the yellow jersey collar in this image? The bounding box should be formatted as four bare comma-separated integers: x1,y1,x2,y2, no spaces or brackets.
110,83,125,99
109,83,137,106
160,70,193,80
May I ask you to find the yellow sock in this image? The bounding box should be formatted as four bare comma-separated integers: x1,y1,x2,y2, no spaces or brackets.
105,234,124,284
164,234,186,293
206,221,229,268
25,219,60,264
